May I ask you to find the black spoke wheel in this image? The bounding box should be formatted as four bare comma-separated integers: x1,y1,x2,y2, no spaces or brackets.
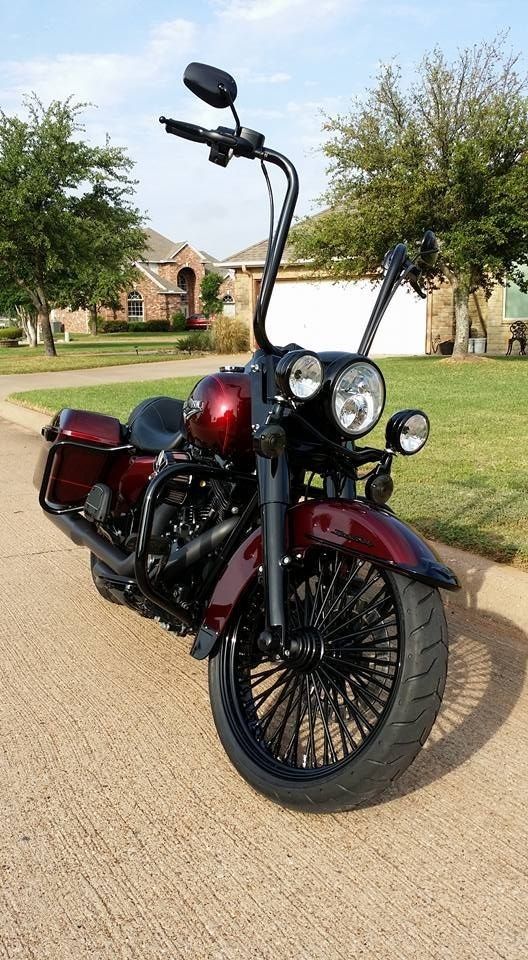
209,547,448,812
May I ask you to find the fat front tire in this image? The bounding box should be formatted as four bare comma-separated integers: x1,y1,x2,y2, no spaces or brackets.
208,550,448,812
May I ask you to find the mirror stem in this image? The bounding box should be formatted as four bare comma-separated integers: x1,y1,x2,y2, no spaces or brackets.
219,83,241,135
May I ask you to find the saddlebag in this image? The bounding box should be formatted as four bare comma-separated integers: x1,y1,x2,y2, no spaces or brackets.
34,408,129,510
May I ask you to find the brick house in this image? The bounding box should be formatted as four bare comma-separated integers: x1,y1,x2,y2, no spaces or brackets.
220,232,527,356
53,228,234,333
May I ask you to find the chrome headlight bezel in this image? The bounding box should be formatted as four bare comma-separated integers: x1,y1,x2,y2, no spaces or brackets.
275,349,324,402
329,358,386,438
385,409,430,455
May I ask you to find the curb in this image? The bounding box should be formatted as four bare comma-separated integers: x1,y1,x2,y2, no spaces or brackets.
2,398,527,635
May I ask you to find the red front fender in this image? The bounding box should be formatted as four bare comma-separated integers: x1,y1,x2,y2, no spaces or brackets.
191,498,459,659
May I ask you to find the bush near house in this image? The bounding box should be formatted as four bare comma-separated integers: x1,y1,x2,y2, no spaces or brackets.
100,319,172,334
128,320,171,333
208,314,250,353
171,311,187,332
100,320,129,333
0,326,23,340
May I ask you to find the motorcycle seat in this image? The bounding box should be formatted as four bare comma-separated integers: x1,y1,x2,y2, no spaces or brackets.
127,396,184,454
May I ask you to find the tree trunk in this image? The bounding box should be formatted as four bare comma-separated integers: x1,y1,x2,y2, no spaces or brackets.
39,300,57,357
15,306,37,347
88,304,98,335
451,273,471,356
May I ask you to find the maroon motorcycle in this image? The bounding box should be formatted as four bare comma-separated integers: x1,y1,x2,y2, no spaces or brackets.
35,62,459,811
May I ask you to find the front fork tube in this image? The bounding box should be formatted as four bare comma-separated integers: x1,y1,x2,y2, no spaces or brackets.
257,453,289,647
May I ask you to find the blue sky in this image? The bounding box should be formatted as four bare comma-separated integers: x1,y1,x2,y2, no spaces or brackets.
1,1,527,257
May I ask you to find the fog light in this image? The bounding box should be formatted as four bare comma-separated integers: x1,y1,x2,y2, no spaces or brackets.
385,409,429,456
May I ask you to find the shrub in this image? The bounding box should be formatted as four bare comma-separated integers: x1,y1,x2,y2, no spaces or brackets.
128,320,171,332
171,310,187,332
208,314,250,353
176,332,212,354
0,326,23,341
100,319,129,334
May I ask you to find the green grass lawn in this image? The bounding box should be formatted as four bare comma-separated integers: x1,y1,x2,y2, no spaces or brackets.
0,331,203,375
9,355,528,569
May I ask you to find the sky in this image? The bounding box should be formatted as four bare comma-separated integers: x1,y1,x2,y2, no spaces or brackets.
1,0,527,259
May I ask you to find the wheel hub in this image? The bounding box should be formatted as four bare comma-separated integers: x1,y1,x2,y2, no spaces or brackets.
286,626,325,671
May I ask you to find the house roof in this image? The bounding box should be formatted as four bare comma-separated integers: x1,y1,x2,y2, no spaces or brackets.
142,229,223,268
142,228,185,262
220,237,274,266
136,262,185,294
220,210,330,267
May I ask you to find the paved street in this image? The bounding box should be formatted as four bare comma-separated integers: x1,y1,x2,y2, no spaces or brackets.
0,415,527,960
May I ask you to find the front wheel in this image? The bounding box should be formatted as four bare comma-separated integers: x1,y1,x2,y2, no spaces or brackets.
208,548,448,812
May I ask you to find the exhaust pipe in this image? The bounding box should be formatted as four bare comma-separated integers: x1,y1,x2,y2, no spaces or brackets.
164,515,239,581
49,511,239,581
49,512,136,576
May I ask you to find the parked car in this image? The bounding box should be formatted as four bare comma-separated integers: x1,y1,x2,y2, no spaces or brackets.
185,313,212,330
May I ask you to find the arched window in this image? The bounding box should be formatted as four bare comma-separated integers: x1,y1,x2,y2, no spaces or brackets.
222,294,234,304
127,291,144,320
177,271,188,296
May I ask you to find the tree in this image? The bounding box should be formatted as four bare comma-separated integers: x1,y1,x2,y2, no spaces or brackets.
0,97,146,356
200,272,224,318
292,35,528,355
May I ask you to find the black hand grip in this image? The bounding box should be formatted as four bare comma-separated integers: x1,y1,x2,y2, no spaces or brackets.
159,117,208,144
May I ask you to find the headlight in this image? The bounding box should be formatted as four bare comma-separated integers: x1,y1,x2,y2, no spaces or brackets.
385,409,430,455
331,360,385,437
275,350,323,401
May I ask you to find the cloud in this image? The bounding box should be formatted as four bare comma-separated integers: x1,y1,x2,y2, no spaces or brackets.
215,0,347,22
0,18,196,108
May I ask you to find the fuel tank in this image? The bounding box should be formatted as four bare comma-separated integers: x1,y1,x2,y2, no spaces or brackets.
183,370,252,459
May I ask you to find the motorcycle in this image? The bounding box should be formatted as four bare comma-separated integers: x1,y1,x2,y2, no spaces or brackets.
35,62,459,812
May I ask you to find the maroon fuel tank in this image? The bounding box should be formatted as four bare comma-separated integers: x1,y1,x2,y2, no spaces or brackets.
183,370,252,458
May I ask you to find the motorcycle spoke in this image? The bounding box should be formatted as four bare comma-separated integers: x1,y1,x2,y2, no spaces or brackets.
323,659,387,713
318,664,374,738
312,553,345,628
305,675,317,768
265,678,304,757
321,574,383,636
257,672,298,734
312,674,338,765
250,663,288,689
314,670,356,756
323,589,392,642
283,694,308,765
328,617,398,646
251,669,293,709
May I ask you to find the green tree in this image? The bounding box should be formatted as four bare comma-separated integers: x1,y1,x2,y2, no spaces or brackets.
0,96,146,356
292,36,528,355
200,272,224,318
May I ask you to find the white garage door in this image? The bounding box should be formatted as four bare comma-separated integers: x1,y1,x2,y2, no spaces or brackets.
265,279,427,355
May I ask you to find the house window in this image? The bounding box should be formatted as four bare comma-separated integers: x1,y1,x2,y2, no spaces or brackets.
505,267,528,320
222,294,234,304
127,291,144,320
177,272,188,296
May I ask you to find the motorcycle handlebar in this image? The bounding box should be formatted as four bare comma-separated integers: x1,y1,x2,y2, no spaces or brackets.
159,117,256,157
159,117,210,144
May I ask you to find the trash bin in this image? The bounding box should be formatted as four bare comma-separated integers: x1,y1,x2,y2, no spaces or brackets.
474,337,487,354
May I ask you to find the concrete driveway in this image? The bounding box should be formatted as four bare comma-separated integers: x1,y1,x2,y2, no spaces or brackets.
0,416,527,960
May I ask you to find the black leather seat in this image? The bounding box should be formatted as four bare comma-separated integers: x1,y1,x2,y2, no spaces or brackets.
127,396,184,454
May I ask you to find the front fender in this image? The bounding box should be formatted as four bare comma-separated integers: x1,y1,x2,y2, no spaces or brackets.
191,498,460,659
